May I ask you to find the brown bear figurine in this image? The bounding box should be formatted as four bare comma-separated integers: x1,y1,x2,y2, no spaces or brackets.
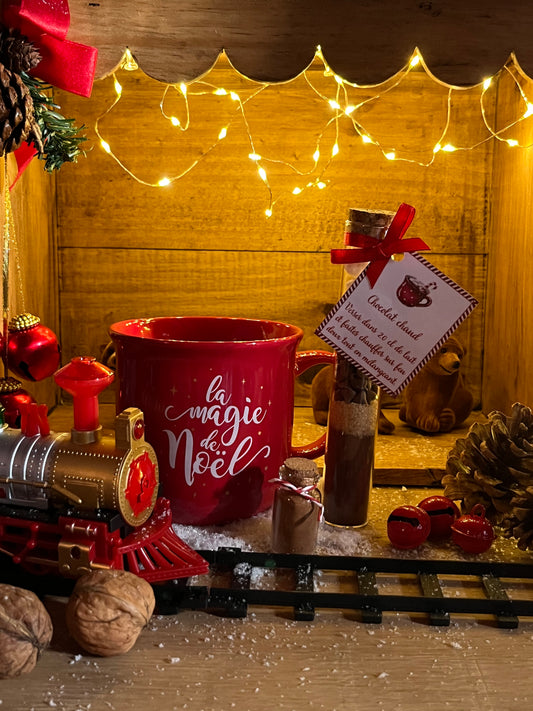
398,335,473,433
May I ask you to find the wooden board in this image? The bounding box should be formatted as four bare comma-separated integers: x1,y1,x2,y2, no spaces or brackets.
483,68,533,412
3,590,533,711
65,0,533,85
55,62,491,254
58,248,486,405
55,60,490,407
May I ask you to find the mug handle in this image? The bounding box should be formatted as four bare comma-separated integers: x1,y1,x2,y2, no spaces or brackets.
291,349,336,459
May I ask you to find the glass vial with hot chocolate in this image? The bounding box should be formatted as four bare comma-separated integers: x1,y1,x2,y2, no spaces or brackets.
271,457,321,554
323,208,394,527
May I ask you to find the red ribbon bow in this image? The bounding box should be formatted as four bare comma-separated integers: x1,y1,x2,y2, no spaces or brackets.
331,203,430,288
2,0,98,185
2,0,97,97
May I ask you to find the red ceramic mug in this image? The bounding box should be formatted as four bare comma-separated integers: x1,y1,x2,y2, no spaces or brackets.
110,317,334,525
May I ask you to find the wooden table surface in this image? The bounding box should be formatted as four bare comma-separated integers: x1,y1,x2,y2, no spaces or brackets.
1,406,533,711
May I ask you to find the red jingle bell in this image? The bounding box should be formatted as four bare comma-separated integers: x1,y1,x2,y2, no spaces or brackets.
418,495,460,538
7,313,61,382
0,376,36,427
387,505,431,549
451,503,495,554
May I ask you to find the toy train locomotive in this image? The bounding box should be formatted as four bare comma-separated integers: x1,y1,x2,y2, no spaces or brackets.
0,356,209,582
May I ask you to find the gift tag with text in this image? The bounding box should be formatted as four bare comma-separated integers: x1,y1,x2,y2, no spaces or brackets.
316,253,477,396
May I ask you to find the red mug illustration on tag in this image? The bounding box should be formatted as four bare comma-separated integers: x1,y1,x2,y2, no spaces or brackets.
396,275,436,307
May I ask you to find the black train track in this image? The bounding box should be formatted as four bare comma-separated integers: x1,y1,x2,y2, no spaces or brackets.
155,547,533,628
3,547,533,628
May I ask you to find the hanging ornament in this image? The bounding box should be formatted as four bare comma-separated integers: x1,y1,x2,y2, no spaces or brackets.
0,375,35,427
7,313,60,382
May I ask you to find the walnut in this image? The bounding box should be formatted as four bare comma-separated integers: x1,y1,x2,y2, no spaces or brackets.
66,569,155,656
0,584,53,678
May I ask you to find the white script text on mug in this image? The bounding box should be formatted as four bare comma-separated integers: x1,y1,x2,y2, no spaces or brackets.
163,375,271,485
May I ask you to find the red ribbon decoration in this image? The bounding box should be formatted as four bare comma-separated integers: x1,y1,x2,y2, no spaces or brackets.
10,141,37,188
331,203,430,288
269,478,324,520
2,0,97,97
2,0,98,186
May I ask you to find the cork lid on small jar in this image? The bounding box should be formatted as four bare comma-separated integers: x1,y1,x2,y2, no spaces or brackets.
346,207,395,240
279,457,320,487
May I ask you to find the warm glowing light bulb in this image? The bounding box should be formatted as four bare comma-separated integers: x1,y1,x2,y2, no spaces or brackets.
385,151,396,160
248,153,261,161
258,167,268,182
265,208,273,217
523,103,533,118
331,143,339,156
361,135,373,144
158,177,171,186
100,140,111,153
507,138,519,146
218,127,228,140
313,149,320,162
292,187,302,195
170,116,180,127
180,83,188,95
121,48,138,71
328,99,341,110
214,88,227,95
483,77,492,90
114,79,122,95
442,143,457,152
317,182,326,189
230,92,240,101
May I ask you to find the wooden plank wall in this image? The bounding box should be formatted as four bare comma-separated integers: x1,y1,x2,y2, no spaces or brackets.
66,0,533,87
2,156,58,408
55,56,491,405
483,67,533,412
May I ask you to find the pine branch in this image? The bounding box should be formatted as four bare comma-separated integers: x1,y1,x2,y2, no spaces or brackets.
22,72,87,172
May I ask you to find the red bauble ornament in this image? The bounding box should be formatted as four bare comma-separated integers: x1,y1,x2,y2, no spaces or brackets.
7,313,61,382
451,504,495,554
0,376,36,427
418,495,460,538
387,505,431,549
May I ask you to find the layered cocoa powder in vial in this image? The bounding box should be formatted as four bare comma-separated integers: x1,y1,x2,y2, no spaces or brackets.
323,357,379,526
271,457,321,554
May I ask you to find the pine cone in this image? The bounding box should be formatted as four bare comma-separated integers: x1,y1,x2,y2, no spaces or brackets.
0,27,41,74
0,61,42,156
443,402,533,549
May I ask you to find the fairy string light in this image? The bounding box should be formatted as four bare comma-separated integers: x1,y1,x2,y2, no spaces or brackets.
94,46,533,216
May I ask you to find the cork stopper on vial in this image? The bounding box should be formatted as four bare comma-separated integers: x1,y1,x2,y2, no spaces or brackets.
346,208,395,239
279,457,320,487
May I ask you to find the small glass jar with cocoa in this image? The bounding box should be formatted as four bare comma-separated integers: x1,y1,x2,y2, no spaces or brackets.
271,457,322,554
323,208,394,528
